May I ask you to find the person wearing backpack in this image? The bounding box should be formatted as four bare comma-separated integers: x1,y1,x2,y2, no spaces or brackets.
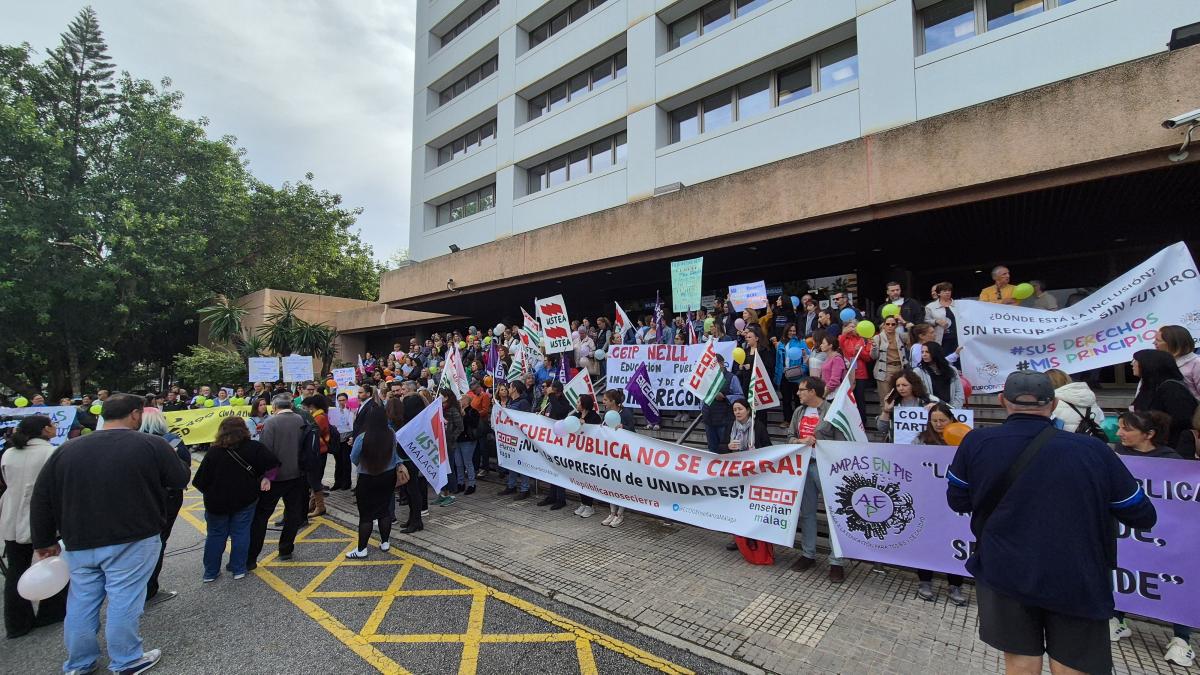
1046,369,1107,435
246,395,308,569
947,371,1157,675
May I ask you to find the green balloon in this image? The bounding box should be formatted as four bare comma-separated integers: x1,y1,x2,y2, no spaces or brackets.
1013,282,1035,301
204,399,214,408
13,396,29,408
881,303,900,318
194,395,206,404
1100,415,1120,443
89,403,102,415
458,341,467,349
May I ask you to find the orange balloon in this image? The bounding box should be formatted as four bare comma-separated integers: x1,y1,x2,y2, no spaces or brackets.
384,368,393,376
385,376,394,382
942,422,972,446
326,379,337,389
483,375,493,387
805,337,814,349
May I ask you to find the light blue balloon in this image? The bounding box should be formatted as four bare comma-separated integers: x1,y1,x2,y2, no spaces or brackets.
593,349,606,360
839,308,856,323
790,295,800,309
603,410,621,428
787,346,803,361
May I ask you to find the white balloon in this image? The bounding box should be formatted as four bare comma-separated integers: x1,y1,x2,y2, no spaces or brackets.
552,420,567,436
562,416,582,434
593,349,606,360
18,555,70,601
603,410,621,428
493,323,505,337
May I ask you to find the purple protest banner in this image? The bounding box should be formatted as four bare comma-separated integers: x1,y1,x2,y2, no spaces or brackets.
625,362,662,426
814,441,1200,627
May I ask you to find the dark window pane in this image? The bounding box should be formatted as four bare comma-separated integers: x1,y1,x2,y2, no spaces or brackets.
548,83,568,111
672,104,699,142
454,79,467,96
568,148,589,180
528,166,546,193
922,0,975,53
481,58,496,77
481,122,495,141
591,59,614,87
614,131,627,163
735,0,769,17
819,40,858,90
530,24,549,47
670,15,699,49
569,71,590,100
570,0,589,21
464,192,478,217
480,185,495,210
701,0,732,34
548,157,568,187
777,61,812,105
453,138,466,158
987,0,1043,30
737,74,770,119
440,90,452,106
590,138,613,171
467,70,480,87
615,50,627,78
550,12,568,33
438,204,450,225
590,0,607,9
702,90,733,133
467,130,480,148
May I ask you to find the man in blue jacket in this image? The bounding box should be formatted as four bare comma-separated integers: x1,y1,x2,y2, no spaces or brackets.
947,371,1156,675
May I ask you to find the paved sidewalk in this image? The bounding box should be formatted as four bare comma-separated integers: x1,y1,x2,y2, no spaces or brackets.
327,478,1190,675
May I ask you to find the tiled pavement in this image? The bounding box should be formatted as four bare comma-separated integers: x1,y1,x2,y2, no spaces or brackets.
325,476,1191,675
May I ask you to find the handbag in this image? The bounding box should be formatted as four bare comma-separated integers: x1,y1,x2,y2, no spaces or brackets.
784,364,806,382
970,426,1056,538
734,536,775,565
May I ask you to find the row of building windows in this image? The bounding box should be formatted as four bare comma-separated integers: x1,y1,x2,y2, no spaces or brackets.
439,0,499,49
669,39,857,143
920,0,1077,54
437,120,497,166
436,184,497,226
438,56,498,107
528,51,626,121
668,0,771,50
527,131,627,194
529,0,609,49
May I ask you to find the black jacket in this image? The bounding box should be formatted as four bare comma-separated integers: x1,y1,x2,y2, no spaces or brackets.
1138,380,1198,451
881,297,925,328
544,394,572,421
192,440,280,514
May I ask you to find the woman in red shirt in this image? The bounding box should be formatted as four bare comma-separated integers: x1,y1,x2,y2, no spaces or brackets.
838,321,873,425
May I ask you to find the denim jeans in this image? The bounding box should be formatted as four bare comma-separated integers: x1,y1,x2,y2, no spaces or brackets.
706,424,729,454
62,535,160,673
203,504,255,579
799,459,843,565
453,441,476,488
505,470,530,493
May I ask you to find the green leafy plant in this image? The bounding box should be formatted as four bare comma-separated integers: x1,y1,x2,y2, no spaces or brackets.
172,345,246,389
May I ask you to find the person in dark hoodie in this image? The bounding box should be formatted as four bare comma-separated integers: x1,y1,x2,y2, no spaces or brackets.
536,380,573,510
499,381,533,500
947,371,1156,675
1109,410,1195,667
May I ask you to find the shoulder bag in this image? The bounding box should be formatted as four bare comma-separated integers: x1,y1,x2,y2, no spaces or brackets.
970,425,1057,538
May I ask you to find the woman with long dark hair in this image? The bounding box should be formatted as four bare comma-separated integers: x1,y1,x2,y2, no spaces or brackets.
1,416,67,637
347,406,405,558
1131,349,1198,453
916,342,964,408
192,416,278,582
1156,325,1200,399
874,369,931,439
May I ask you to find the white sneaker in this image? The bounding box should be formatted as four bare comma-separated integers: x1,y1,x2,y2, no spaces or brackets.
601,514,615,526
233,573,246,580
380,541,390,552
122,648,161,674
1165,637,1195,667
579,506,595,518
573,505,586,516
610,515,624,527
345,548,368,559
1109,618,1132,641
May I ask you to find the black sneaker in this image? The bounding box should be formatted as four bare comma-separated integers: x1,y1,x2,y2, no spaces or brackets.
464,486,476,495
549,502,567,510
278,552,293,562
514,491,529,501
118,648,161,674
536,497,554,506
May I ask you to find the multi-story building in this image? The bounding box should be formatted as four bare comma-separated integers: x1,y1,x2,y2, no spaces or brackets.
306,0,1200,354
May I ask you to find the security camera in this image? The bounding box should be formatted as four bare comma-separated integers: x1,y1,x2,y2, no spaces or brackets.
1162,109,1200,129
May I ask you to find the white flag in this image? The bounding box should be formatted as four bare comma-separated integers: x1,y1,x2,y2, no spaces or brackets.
394,400,450,492
521,307,543,351
563,369,594,409
614,302,632,336
444,347,469,397
823,348,869,442
684,338,728,406
748,351,780,411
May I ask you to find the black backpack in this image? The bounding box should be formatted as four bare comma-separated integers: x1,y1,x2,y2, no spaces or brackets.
1063,402,1108,442
298,421,321,471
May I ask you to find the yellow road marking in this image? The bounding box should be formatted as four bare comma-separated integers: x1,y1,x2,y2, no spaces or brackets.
177,478,694,675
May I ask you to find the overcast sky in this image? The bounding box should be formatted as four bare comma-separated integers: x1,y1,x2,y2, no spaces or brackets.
1,1,415,262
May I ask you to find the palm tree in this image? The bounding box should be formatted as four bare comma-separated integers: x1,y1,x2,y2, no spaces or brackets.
258,297,305,356
236,333,267,360
294,321,339,375
199,296,247,346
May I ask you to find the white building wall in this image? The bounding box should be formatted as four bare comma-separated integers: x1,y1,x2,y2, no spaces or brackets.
408,0,1200,261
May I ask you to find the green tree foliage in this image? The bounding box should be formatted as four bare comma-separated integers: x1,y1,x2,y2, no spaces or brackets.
0,7,381,398
172,346,248,390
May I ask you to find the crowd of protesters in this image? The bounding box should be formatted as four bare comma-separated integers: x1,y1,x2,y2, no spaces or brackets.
1,271,1198,672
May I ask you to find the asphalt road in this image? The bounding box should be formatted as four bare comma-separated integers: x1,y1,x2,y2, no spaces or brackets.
1,489,735,675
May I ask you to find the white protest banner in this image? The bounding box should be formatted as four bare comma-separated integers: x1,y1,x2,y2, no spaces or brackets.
281,354,315,383
337,385,361,400
536,295,572,354
443,347,469,397
685,339,728,405
728,280,768,312
748,351,779,412
814,441,1200,628
605,342,736,411
956,242,1200,393
0,406,77,446
670,257,704,313
493,407,810,546
892,407,973,445
332,367,357,387
394,399,450,492
248,357,280,383
564,369,594,409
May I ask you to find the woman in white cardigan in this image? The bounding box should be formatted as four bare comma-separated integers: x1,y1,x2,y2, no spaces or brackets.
925,282,960,358
1,415,67,637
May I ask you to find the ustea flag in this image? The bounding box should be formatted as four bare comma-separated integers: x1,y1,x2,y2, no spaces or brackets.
536,295,572,354
749,351,780,411
521,307,543,350
394,400,450,492
685,339,727,405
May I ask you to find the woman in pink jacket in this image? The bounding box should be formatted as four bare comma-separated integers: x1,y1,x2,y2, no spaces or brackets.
1157,325,1200,399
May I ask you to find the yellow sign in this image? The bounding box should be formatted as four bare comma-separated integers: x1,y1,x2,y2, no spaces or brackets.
164,406,251,445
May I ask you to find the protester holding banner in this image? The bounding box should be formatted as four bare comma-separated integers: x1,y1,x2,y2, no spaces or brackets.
787,377,846,581
499,382,533,500
1131,349,1198,452
571,395,603,519
330,393,355,490
1109,410,1195,665
925,282,959,356
537,380,573,510
347,406,406,559
727,399,769,454
870,316,909,415
394,393,430,533
947,371,1156,675
1156,325,1200,399
874,369,931,439
700,355,737,454
978,265,1016,304
916,343,964,408
436,389,463,507
1,415,67,638
736,327,772,397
